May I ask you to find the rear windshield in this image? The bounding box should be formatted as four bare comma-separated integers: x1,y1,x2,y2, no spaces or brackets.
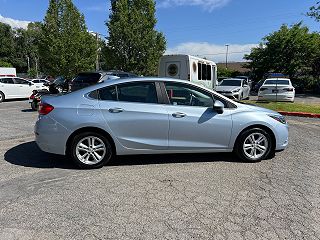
220,80,241,86
73,73,101,83
264,80,290,85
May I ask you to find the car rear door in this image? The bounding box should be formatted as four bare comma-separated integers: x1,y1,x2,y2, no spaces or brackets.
14,78,35,98
162,82,233,150
98,81,169,150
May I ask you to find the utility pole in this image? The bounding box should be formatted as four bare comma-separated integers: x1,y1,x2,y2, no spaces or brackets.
26,56,30,72
225,44,229,69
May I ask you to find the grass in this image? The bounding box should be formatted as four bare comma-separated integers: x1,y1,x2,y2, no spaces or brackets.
242,101,320,114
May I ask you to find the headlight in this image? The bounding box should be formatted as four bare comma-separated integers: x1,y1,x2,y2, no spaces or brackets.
232,89,241,93
268,114,287,124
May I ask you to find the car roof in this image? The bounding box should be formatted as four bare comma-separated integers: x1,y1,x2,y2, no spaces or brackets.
222,78,243,81
72,77,214,95
265,78,291,81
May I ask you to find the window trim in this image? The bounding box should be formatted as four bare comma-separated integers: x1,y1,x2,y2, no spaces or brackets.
97,81,161,105
160,81,236,109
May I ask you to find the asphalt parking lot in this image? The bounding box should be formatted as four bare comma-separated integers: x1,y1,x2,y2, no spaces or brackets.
0,100,320,240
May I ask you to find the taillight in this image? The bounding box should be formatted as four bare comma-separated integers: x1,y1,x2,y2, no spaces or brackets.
39,103,54,115
283,88,294,92
259,87,268,91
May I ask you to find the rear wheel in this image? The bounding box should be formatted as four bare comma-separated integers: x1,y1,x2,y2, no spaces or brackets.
56,86,63,93
0,91,5,103
234,128,273,162
31,101,38,111
70,132,113,169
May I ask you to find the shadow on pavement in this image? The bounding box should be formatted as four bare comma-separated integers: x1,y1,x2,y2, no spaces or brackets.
5,141,244,169
4,141,75,169
21,109,36,113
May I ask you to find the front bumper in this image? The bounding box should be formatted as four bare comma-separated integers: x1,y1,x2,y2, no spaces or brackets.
217,92,240,100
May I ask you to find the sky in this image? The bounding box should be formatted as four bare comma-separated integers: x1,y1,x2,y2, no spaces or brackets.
0,0,318,62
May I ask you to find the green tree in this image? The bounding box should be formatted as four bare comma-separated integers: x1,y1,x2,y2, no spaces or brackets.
106,0,166,76
244,23,319,80
39,0,97,79
0,60,13,67
308,1,320,22
0,23,15,65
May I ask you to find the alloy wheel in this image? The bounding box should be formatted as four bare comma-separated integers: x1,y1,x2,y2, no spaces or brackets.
75,136,107,165
243,132,268,161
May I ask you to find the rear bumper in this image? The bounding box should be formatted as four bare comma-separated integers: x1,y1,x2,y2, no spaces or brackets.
258,93,295,102
35,115,71,155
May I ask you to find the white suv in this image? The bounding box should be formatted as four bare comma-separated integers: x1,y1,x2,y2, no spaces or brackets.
0,77,46,103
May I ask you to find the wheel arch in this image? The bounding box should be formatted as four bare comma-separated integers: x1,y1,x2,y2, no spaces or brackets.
65,127,116,156
234,124,276,151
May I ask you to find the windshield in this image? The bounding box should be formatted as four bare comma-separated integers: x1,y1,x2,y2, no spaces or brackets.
73,73,101,83
264,80,289,85
220,80,241,86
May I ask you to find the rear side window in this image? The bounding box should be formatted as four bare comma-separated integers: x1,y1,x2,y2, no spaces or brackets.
0,78,14,84
14,78,29,84
117,82,158,104
264,80,290,85
99,86,117,101
74,73,101,83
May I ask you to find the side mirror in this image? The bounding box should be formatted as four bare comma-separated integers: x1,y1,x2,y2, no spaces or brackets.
213,100,224,114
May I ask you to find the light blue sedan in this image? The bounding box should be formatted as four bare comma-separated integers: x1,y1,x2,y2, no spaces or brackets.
35,78,289,169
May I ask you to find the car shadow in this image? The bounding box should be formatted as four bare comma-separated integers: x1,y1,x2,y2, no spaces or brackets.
4,141,245,169
4,141,75,169
21,109,36,113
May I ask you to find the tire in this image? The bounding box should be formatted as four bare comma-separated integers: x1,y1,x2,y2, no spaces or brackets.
70,132,113,169
0,91,5,103
234,128,273,162
56,86,63,93
31,101,38,111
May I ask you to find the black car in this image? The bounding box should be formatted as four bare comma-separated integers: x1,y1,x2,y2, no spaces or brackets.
69,71,138,92
44,76,69,93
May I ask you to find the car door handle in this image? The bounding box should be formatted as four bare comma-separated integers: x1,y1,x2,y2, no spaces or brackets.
172,112,186,118
109,108,123,113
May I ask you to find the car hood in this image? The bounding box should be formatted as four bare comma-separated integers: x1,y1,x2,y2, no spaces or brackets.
216,86,241,92
239,102,280,115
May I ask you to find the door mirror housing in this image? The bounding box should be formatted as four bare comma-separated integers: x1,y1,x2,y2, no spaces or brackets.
213,100,224,114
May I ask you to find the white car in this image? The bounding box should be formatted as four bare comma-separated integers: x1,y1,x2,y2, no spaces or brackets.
216,78,250,101
258,78,295,102
0,77,47,103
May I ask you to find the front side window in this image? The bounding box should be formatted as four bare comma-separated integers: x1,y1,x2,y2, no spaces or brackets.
0,78,14,84
165,82,214,107
117,82,158,104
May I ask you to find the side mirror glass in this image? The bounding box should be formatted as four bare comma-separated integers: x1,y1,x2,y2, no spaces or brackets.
213,100,224,114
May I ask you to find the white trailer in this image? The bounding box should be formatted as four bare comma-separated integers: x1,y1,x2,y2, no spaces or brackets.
0,67,16,77
158,54,217,90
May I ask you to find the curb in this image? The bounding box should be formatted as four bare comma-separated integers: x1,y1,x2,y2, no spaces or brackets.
278,111,320,119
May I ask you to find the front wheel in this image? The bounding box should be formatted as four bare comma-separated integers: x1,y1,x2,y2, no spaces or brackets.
70,132,113,169
234,128,273,162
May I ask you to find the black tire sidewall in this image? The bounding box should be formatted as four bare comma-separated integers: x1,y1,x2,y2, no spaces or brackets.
0,91,4,103
70,132,113,169
235,128,272,162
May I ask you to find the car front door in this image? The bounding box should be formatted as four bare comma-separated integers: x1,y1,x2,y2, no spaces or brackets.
0,78,16,98
98,81,169,150
242,81,250,99
163,82,233,150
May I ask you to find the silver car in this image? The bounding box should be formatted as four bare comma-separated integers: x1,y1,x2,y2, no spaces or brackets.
216,78,250,100
35,78,288,169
